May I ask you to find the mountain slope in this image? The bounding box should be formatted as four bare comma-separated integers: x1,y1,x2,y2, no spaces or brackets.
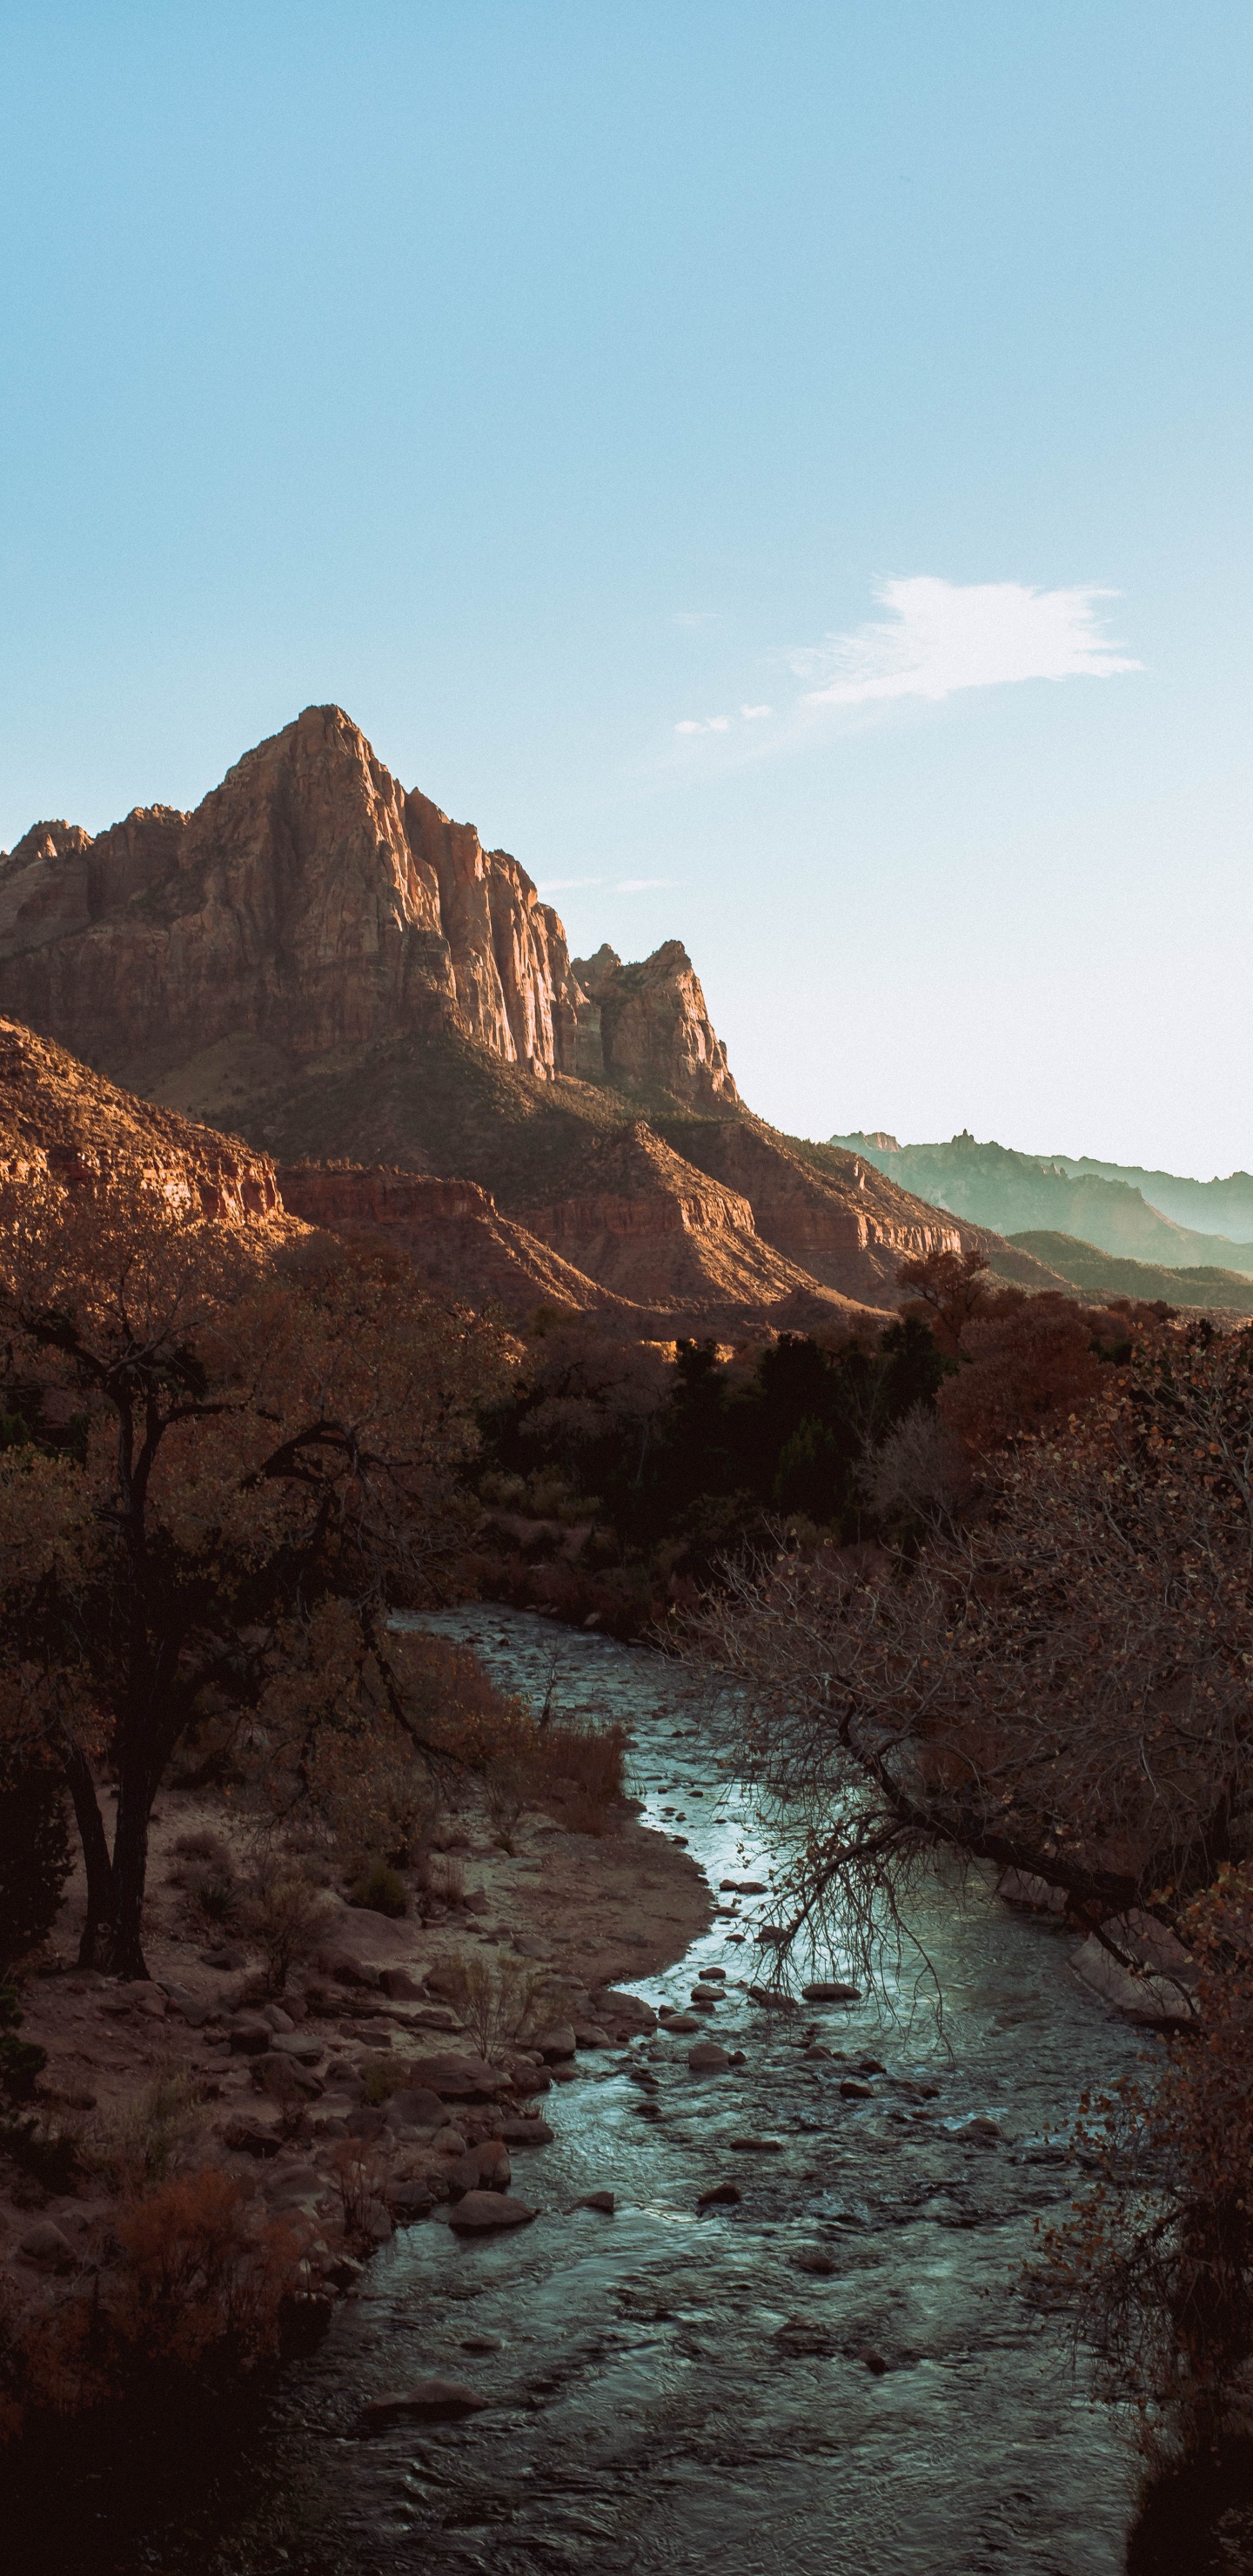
832,1130,1253,1277
0,707,1010,1324
1008,1231,1253,1314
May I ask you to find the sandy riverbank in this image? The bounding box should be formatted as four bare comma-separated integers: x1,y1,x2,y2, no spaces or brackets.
1,1767,714,2330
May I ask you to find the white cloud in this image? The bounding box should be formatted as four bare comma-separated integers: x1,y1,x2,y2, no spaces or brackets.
615,876,674,893
675,714,730,735
538,875,602,893
800,576,1142,708
740,702,772,719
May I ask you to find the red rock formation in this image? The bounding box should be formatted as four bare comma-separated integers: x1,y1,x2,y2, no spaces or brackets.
0,709,730,1116
0,1016,282,1224
571,943,738,1109
277,1165,640,1323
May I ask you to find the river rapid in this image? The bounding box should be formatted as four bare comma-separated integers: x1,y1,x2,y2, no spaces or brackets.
24,1606,1149,2576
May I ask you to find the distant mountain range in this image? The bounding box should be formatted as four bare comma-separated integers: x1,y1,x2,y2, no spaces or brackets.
831,1130,1253,1279
1007,1232,1253,1314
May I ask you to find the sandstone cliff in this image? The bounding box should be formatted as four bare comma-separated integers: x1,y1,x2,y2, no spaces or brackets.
0,707,727,1116
0,704,1017,1325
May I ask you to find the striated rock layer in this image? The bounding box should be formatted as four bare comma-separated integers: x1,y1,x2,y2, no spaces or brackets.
0,1016,282,1226
0,705,1020,1323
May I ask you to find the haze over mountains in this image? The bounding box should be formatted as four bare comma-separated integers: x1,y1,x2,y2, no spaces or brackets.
2,703,1029,1332
834,1130,1253,1279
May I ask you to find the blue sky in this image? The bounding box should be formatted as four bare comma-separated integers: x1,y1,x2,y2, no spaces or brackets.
2,3,1251,1175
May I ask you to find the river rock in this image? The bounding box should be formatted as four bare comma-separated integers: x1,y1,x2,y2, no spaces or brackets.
451,2141,511,2195
500,2115,554,2145
793,2247,840,2275
533,2023,577,2061
362,2382,488,2426
404,2050,507,2098
801,1981,861,2002
580,2190,615,2213
729,2136,785,2153
660,2012,700,2035
687,2043,731,2073
384,2086,446,2132
449,2191,536,2232
697,2181,741,2207
720,1880,766,1895
840,2077,875,2099
690,1986,720,2005
573,2023,612,2048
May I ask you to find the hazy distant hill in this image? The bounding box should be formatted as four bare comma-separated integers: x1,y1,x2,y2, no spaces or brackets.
1008,1231,1253,1313
830,1130,1253,1278
1046,1155,1253,1243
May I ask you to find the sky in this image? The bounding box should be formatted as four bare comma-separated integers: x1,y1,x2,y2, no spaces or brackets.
2,3,1251,1177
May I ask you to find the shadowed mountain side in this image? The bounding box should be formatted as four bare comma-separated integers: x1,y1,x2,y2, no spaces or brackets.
1010,1231,1253,1315
278,1157,886,1335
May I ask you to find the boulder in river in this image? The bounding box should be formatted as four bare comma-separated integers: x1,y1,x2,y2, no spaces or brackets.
697,2181,741,2207
687,2042,731,2073
449,2191,537,2231
579,2190,615,2213
801,1981,861,2002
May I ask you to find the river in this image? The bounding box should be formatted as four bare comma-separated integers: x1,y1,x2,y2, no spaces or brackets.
21,1606,1147,2575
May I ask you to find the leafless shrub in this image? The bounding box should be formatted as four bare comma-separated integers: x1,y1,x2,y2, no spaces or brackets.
238,1857,336,1994
860,1404,972,1528
433,1955,558,2061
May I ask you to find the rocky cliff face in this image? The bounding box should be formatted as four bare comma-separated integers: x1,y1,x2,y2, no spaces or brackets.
0,704,1022,1325
0,708,732,1117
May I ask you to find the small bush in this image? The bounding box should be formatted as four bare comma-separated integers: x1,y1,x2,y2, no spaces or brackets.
85,2069,207,2195
528,1721,626,1836
347,1858,406,1919
422,1853,466,1906
111,2166,305,2369
433,1955,557,2062
358,2052,406,2105
238,1859,334,1994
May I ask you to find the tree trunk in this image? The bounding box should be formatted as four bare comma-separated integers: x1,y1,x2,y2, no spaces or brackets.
63,1742,114,1971
104,1765,153,1979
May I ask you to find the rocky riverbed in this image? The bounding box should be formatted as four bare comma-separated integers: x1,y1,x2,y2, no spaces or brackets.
16,1607,1149,2574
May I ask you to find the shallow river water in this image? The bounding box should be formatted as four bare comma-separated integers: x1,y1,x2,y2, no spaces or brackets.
26,1607,1149,2576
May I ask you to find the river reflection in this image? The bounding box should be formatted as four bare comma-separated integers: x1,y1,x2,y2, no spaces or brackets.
20,1607,1145,2575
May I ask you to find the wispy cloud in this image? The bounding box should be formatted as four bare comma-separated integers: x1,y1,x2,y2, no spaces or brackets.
538,875,602,894
615,876,673,893
675,714,730,735
799,576,1142,708
740,702,772,720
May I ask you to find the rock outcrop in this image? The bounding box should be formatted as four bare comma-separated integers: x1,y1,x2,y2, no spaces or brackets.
0,708,731,1117
0,1016,282,1226
0,705,1023,1324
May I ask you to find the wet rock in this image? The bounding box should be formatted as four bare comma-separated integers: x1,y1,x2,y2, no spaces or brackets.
729,2136,785,2153
840,2078,875,2099
687,2043,731,2073
591,1988,657,2035
720,1879,766,1895
500,2115,554,2145
696,2181,741,2207
449,2191,537,2232
690,1986,720,2005
450,2142,511,2196
659,2012,700,2035
746,1986,797,2010
432,2125,468,2155
633,2100,663,2120
801,1981,861,2002
959,2116,1002,2145
362,2382,488,2427
859,2346,889,2375
579,2190,615,2213
390,2183,434,2224
18,2221,75,2271
573,2023,612,2048
461,2333,503,2352
700,1968,727,1982
756,1927,791,1946
793,2247,840,2276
